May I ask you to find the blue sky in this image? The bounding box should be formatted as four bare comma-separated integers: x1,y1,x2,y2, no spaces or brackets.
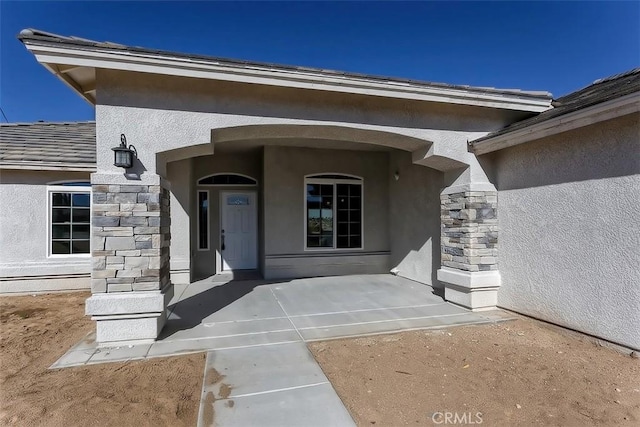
1,1,638,123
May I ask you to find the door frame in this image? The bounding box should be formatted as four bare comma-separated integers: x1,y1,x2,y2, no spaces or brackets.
217,190,258,273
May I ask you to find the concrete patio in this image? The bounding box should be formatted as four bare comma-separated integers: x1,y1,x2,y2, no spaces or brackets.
51,274,511,426
52,274,506,368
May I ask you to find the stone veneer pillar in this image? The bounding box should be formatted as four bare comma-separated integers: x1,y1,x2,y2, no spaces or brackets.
85,175,173,345
437,189,501,310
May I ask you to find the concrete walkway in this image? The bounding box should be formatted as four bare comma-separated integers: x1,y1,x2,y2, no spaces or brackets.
52,274,511,426
198,342,354,427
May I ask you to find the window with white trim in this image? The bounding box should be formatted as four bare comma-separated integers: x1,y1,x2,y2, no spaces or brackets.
48,182,91,256
305,174,362,250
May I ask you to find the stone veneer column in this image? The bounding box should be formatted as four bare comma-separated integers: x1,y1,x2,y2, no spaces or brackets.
437,189,501,310
85,175,173,345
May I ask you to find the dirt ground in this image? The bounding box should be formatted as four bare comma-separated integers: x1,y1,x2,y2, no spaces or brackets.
310,317,640,426
0,292,204,427
3,292,639,427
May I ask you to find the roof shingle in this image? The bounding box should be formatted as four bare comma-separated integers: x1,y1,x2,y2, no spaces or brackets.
472,68,640,146
0,121,96,170
18,28,552,101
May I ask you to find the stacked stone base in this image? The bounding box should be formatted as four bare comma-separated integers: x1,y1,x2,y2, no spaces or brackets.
87,174,172,345
438,189,500,310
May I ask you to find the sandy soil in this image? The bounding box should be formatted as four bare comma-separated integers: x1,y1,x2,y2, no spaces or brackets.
0,292,204,427
310,317,640,426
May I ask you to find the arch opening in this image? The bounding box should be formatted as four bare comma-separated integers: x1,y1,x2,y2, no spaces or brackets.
198,173,258,186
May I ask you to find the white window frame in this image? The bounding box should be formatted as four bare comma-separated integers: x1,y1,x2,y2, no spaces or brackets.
303,174,364,252
47,182,92,258
197,190,210,251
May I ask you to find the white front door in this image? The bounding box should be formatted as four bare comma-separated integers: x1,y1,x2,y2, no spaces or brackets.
220,191,257,270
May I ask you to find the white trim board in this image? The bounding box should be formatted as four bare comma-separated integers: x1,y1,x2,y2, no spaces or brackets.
23,42,552,112
471,92,640,154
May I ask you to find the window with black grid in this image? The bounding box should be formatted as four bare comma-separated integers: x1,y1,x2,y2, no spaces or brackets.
336,184,361,248
50,190,91,255
306,183,334,248
305,175,362,250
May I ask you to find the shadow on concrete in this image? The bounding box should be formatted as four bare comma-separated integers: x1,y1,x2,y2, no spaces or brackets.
158,276,287,340
431,286,445,298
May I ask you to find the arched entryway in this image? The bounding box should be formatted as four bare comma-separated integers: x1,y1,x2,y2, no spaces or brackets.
162,124,447,286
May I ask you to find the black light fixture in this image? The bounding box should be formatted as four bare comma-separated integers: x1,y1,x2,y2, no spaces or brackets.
112,134,137,169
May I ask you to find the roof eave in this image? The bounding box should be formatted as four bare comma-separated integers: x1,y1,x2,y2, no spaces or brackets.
470,92,640,155
41,63,96,105
21,39,553,113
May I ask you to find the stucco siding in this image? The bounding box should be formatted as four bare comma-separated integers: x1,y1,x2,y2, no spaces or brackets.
389,151,443,287
168,146,445,282
92,68,520,281
492,113,640,350
95,69,528,178
263,145,390,278
0,169,91,293
166,158,193,284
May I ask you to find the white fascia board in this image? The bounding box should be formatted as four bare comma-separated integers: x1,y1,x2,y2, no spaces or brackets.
0,162,96,172
471,92,640,155
24,42,552,112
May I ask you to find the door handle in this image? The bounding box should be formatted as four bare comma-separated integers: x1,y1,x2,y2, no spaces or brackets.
221,229,225,251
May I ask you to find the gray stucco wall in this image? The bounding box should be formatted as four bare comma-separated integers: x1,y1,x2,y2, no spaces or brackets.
95,69,529,179
166,158,193,284
0,169,92,293
263,145,390,278
169,145,445,282
92,69,538,284
389,151,443,287
491,113,640,350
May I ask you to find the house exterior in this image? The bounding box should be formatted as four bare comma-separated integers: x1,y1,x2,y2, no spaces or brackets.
0,122,95,293
4,29,638,350
471,71,640,352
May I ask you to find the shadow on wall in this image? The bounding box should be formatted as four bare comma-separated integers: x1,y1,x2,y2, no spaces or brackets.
487,113,640,191
97,69,532,132
123,155,147,180
389,151,444,288
161,147,447,290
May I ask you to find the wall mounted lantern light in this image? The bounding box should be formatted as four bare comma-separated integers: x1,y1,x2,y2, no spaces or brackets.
112,134,137,169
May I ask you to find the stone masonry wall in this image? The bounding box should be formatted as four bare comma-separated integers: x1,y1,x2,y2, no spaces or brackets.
91,183,170,293
441,191,498,272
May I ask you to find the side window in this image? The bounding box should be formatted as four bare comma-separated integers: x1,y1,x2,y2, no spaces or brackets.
48,182,91,256
197,190,209,250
